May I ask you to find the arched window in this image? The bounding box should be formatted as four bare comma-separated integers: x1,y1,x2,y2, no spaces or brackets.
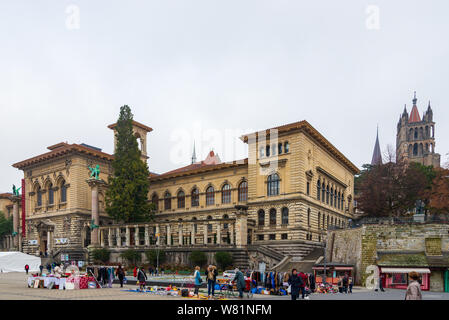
307,208,311,227
317,180,321,200
284,141,290,153
258,209,265,226
37,185,42,207
267,173,280,196
331,217,334,226
191,188,199,207
269,208,276,225
206,186,215,206
266,145,270,157
207,215,213,220
223,214,229,219
221,184,231,204
47,183,54,205
337,192,341,210
164,192,171,210
330,187,333,206
152,194,159,211
326,215,329,228
177,191,185,208
334,189,338,208
278,143,283,154
238,181,248,202
341,194,344,210
414,128,418,139
322,214,325,229
321,182,325,202
413,143,418,156
281,207,289,225
326,185,330,204
60,180,67,203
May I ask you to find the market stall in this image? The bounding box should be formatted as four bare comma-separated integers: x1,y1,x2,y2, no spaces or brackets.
27,266,101,290
379,267,430,291
313,263,354,285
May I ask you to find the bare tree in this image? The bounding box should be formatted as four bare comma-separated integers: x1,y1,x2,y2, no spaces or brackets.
383,144,396,164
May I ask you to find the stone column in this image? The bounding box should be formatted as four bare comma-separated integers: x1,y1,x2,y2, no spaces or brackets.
204,223,208,246
100,229,105,247
47,230,52,254
86,179,106,246
125,226,131,247
229,223,234,245
191,224,195,245
156,225,160,245
108,228,113,248
116,227,121,247
166,224,171,246
235,210,248,247
135,226,140,246
216,222,221,245
11,195,21,249
178,224,183,246
145,226,150,246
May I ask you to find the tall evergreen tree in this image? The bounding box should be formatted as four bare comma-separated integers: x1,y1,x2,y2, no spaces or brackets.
105,105,154,223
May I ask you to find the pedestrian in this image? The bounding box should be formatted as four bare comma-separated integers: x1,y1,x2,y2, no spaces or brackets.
39,265,44,275
46,263,51,274
193,266,202,298
298,271,308,299
116,265,125,288
338,276,343,293
376,272,385,292
342,273,349,294
233,267,246,299
155,267,159,277
309,273,316,293
205,265,218,298
137,267,147,292
405,272,422,300
288,269,303,300
348,276,353,293
161,267,165,276
148,266,153,277
24,264,29,275
133,266,137,278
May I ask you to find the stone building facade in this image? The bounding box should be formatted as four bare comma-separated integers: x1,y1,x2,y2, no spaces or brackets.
325,223,449,291
12,119,358,269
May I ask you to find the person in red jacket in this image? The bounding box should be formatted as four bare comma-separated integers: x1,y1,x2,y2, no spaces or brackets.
24,264,29,275
133,266,137,278
298,271,308,299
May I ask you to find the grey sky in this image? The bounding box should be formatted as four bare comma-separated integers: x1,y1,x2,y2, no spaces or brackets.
1,0,448,192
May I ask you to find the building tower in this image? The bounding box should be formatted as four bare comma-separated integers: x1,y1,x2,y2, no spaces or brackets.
371,126,382,165
396,92,440,167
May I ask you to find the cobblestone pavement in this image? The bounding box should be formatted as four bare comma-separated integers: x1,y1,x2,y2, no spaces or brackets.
1,272,448,300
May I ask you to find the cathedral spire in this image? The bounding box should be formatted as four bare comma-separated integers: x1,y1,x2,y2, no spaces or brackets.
371,126,382,166
413,91,417,106
191,141,197,164
409,91,421,123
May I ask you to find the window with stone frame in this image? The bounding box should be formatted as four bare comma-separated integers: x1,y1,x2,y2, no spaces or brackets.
278,143,283,154
258,209,265,226
238,180,248,202
191,188,199,207
307,208,311,227
269,234,276,240
37,186,42,207
269,208,277,225
267,173,280,196
281,207,289,225
284,141,290,153
177,190,185,208
307,181,310,195
48,183,54,205
152,194,159,211
221,184,231,204
281,233,288,240
317,180,321,200
258,234,264,241
206,186,215,206
164,192,171,210
60,180,67,203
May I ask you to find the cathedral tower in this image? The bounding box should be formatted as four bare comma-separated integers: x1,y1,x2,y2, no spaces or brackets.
396,92,440,167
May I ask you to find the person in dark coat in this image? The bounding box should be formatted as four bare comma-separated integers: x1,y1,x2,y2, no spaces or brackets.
288,269,303,300
233,268,246,299
116,265,125,288
309,273,316,292
39,265,44,275
46,264,51,274
137,267,147,291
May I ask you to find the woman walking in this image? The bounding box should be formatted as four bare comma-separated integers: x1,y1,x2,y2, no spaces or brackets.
405,272,422,300
137,267,147,292
193,266,202,298
288,269,303,300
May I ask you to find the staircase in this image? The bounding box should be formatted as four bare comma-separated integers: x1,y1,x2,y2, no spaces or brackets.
232,250,250,269
274,247,324,273
261,241,324,262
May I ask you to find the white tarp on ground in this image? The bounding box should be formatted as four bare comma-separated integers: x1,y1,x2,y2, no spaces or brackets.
0,251,41,273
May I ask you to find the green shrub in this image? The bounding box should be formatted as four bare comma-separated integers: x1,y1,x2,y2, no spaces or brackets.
91,248,111,264
215,251,233,270
190,250,207,267
120,249,142,267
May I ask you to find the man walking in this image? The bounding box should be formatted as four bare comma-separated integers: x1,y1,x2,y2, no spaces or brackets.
233,268,246,299
298,271,308,299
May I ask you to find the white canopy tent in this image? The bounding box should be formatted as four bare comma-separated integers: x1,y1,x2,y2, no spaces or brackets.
0,251,41,273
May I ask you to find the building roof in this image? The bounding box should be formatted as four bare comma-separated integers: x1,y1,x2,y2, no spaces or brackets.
12,142,114,170
107,120,153,133
0,193,13,199
150,157,248,181
240,120,359,174
408,105,422,123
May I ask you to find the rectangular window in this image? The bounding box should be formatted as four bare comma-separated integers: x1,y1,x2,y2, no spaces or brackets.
307,182,310,195
281,233,288,240
258,234,264,241
269,234,276,240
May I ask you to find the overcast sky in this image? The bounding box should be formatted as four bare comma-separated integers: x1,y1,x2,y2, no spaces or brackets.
1,0,448,192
